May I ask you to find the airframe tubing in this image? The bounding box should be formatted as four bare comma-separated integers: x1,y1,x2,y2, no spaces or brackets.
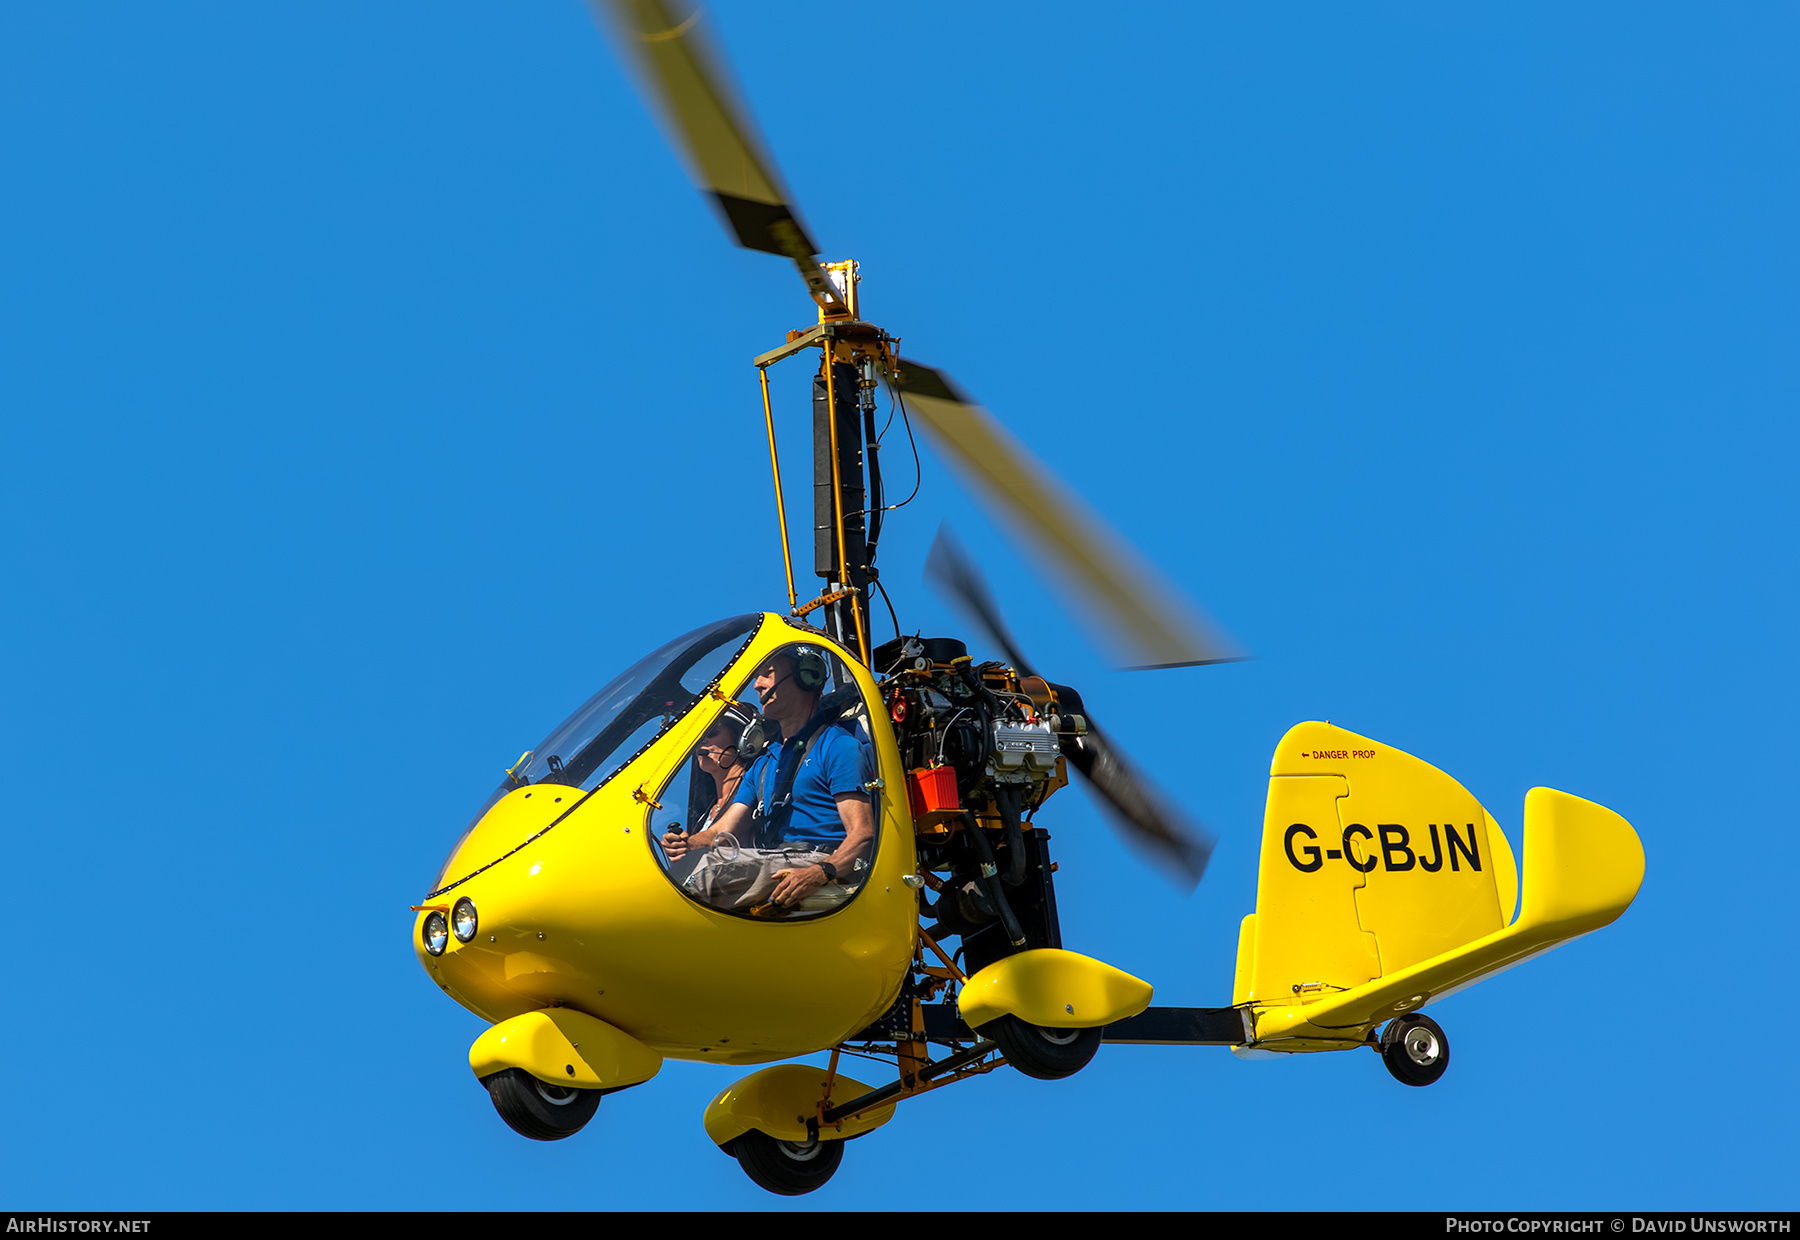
759,365,798,611
820,1038,998,1125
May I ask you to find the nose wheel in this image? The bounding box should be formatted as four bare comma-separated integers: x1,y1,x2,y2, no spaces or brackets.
481,1068,602,1140
728,1129,845,1196
1379,1014,1449,1087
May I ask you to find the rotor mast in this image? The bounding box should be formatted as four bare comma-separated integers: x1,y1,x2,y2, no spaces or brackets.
756,260,895,663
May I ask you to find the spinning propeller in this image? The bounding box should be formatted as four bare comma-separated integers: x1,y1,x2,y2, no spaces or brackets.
926,526,1216,887
592,0,1245,674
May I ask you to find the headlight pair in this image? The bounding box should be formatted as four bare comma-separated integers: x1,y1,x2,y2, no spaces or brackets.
422,898,479,956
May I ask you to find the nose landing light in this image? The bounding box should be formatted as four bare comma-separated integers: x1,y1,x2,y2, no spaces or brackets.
423,911,449,956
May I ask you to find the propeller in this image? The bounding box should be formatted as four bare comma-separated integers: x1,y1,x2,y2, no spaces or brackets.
926,526,1216,888
591,0,1245,672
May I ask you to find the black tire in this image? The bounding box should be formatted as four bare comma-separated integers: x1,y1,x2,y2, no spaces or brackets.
482,1067,602,1140
983,1014,1103,1081
1380,1014,1449,1087
728,1128,844,1196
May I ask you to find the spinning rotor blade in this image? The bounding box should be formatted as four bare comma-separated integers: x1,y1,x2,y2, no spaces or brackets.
926,526,1216,888
591,0,848,314
594,4,1238,671
896,362,1244,671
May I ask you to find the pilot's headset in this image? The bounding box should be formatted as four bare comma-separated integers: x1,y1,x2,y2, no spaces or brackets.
740,648,827,756
790,645,829,693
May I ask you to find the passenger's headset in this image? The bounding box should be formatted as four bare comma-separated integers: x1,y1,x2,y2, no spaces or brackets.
714,703,762,763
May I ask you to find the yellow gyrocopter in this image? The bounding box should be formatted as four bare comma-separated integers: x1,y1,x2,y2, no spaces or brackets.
411,1,1646,1196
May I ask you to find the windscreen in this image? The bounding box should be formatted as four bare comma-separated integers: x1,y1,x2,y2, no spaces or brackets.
458,613,763,834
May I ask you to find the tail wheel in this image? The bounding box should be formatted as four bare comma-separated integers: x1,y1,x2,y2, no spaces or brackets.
728,1129,844,1196
482,1068,602,1140
1380,1014,1449,1087
982,1015,1103,1081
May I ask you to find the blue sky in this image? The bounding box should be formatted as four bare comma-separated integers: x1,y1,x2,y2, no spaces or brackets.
1,1,1794,1211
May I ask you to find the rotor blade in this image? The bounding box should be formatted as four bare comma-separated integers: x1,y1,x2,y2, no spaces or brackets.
892,360,1245,671
924,526,1215,888
590,0,847,314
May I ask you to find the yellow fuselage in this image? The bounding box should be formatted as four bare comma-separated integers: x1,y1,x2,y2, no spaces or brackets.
413,616,918,1065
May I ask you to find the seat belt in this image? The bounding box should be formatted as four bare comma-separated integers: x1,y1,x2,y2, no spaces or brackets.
750,687,862,849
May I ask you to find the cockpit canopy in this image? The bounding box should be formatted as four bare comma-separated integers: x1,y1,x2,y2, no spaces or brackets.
438,611,881,923
461,613,761,832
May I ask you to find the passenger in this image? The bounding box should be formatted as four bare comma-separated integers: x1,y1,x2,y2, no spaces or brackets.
692,711,753,831
663,648,873,911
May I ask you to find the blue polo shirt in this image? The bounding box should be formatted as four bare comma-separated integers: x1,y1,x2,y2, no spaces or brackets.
732,724,872,849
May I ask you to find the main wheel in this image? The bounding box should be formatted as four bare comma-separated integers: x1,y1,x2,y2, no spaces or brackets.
1380,1014,1449,1087
482,1068,602,1140
982,1015,1103,1081
728,1129,844,1196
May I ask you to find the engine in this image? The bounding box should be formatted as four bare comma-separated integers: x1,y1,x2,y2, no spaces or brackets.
871,634,1081,974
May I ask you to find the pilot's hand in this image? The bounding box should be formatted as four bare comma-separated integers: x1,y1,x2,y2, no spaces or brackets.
771,863,828,907
662,830,690,859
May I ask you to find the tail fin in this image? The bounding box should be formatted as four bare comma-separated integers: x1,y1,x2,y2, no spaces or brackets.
1234,723,1640,1042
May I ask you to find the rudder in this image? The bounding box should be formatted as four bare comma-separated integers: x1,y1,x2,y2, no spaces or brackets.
1235,722,1517,1007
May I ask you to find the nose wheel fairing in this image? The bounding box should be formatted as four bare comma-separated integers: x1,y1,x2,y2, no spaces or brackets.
469,1008,663,1093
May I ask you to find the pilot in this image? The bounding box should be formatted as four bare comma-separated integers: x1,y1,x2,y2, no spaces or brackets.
663,647,874,909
